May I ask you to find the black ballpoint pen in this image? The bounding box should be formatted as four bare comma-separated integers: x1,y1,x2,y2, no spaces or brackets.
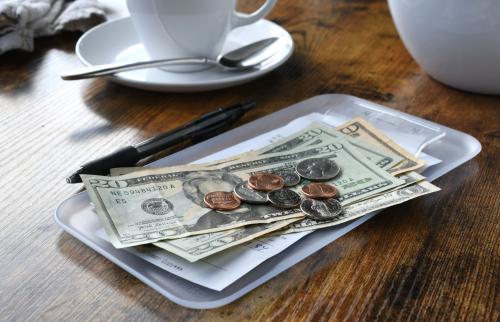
66,100,256,183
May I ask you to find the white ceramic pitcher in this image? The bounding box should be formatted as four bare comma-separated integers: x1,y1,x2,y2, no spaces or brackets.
388,0,500,94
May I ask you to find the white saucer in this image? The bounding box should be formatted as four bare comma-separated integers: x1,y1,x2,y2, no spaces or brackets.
75,17,294,92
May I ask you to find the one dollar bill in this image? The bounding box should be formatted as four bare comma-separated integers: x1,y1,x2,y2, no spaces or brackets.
259,122,404,170
337,117,426,175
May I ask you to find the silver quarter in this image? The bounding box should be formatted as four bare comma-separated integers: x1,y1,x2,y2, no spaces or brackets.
300,198,343,221
267,188,301,209
295,158,340,181
233,182,268,204
272,170,301,187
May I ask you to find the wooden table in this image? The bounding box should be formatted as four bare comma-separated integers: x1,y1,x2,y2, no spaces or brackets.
1,0,498,320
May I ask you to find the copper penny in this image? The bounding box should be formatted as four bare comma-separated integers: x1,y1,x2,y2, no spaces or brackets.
248,173,285,192
301,182,339,199
203,191,241,210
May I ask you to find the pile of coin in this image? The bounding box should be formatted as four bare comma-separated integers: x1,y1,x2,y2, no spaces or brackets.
204,157,344,221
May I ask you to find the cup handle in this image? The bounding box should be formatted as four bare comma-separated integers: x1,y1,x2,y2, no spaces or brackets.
232,0,277,28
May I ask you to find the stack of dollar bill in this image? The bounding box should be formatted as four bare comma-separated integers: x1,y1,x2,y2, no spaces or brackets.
82,118,440,262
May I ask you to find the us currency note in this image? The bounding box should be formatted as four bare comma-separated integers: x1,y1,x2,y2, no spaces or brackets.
113,165,418,201
82,163,304,248
282,180,440,234
259,122,405,170
83,134,404,248
109,151,256,177
113,119,409,177
154,217,301,262
219,136,405,206
337,117,426,175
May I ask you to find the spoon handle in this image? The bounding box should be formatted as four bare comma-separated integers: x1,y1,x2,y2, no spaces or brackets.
61,57,214,80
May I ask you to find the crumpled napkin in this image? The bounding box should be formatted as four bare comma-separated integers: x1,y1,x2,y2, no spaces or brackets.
0,0,107,55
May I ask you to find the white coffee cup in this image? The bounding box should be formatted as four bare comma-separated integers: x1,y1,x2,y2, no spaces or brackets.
126,0,277,72
388,0,500,94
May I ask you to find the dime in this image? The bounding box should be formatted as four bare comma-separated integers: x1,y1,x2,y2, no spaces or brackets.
272,170,301,187
295,157,340,181
233,182,268,204
248,173,285,191
300,198,343,221
204,191,241,210
301,182,339,199
267,188,301,209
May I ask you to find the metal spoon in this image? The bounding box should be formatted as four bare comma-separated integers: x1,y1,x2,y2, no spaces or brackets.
61,37,279,80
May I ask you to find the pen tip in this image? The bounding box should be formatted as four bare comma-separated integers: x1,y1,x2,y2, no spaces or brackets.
66,173,82,184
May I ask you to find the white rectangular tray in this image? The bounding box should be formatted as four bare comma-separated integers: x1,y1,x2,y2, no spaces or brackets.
54,94,481,309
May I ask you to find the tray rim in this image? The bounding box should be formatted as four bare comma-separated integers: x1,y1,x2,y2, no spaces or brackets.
54,94,482,309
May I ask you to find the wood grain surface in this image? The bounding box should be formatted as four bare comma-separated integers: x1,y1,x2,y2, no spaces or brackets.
0,0,498,321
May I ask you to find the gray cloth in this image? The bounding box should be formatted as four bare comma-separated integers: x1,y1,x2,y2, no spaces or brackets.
0,0,107,54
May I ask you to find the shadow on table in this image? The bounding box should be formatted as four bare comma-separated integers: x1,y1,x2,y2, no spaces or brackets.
77,54,313,132
0,33,81,95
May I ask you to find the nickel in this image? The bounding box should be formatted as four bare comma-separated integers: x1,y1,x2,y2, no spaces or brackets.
300,198,343,221
301,182,339,199
204,191,241,210
233,182,268,204
248,173,284,191
267,188,301,209
295,157,340,181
